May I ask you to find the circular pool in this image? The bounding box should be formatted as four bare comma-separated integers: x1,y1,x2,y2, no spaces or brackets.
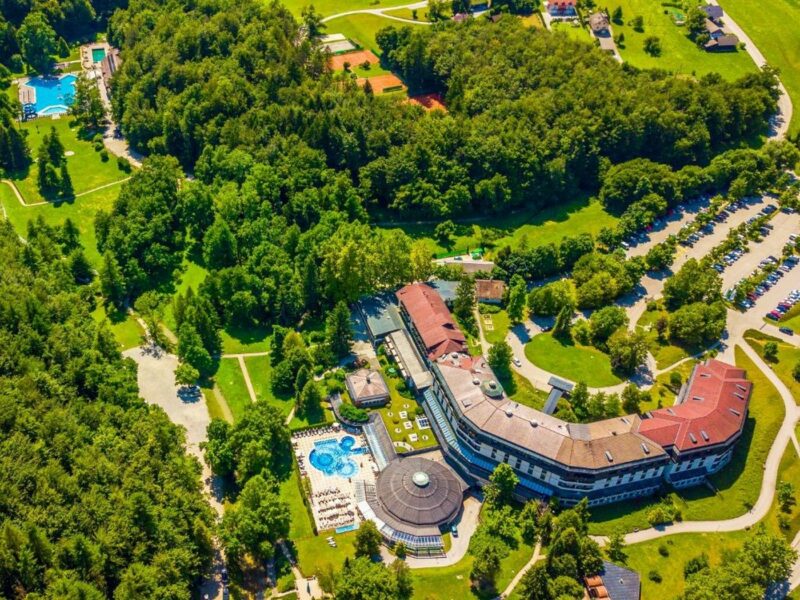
309,436,360,477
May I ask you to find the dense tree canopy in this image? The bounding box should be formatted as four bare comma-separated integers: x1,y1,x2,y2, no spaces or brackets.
0,221,214,599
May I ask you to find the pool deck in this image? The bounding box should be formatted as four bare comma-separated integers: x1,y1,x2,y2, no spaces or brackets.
293,427,378,533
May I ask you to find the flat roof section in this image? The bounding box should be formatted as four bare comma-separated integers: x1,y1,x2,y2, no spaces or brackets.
386,329,433,390
359,294,404,339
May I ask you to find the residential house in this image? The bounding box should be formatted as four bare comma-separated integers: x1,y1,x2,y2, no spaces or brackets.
705,34,739,51
589,12,611,36
700,4,723,23
547,0,576,16
705,18,724,39
475,279,506,304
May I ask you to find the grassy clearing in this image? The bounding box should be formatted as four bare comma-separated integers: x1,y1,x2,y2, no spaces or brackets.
384,6,434,21
524,333,622,387
625,530,747,598
720,0,800,135
550,20,594,42
244,354,295,417
282,0,411,17
607,0,758,80
91,303,144,350
294,530,358,578
589,346,785,534
289,403,335,430
323,14,421,54
15,118,130,203
281,467,316,541
162,260,209,332
215,358,253,422
1,182,118,265
220,325,271,355
744,329,800,404
391,197,617,259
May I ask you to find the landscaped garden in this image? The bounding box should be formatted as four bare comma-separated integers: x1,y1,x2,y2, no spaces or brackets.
646,359,698,412
636,305,703,370
391,197,617,259
90,303,144,350
479,306,510,345
588,346,785,534
524,332,623,388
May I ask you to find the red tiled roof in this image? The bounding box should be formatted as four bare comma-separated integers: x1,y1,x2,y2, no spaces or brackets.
638,360,752,453
397,283,467,360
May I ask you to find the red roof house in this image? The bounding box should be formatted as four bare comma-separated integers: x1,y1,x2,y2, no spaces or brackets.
397,283,467,360
639,360,752,454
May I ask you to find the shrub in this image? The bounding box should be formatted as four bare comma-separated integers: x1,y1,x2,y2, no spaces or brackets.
644,36,662,56
648,570,662,583
658,543,669,557
93,141,104,152
340,403,369,422
99,149,109,162
117,156,132,172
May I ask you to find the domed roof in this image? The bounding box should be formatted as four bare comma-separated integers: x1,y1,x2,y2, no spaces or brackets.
375,457,464,527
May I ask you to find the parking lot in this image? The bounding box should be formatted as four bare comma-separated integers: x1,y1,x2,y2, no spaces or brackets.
721,210,800,290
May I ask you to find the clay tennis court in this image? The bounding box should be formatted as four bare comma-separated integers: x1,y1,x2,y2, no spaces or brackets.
356,74,405,94
408,93,447,112
329,49,379,71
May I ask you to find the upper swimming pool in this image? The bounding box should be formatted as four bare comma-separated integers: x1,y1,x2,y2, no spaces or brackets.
309,436,366,477
25,74,77,116
91,47,106,63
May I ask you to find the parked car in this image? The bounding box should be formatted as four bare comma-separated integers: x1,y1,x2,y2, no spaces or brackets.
779,327,794,336
513,357,522,367
451,524,459,537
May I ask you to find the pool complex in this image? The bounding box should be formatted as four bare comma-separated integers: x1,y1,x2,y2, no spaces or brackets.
25,74,77,116
91,47,107,63
309,436,367,477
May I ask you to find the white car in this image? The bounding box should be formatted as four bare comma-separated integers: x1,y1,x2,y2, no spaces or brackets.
513,357,522,367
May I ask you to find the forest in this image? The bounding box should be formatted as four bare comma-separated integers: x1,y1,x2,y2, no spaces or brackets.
0,220,214,599
109,0,779,220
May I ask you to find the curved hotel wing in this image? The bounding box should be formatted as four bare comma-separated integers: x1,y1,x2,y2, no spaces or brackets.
395,283,752,506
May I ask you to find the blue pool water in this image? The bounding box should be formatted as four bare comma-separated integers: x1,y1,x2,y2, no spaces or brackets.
26,74,77,116
309,436,361,477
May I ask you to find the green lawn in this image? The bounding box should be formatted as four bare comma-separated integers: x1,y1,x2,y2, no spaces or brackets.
294,530,358,578
244,354,295,417
646,360,698,412
625,425,800,598
162,260,209,333
524,333,622,387
479,308,510,345
625,530,748,598
281,466,316,541
607,0,758,80
390,197,617,259
15,118,130,203
551,20,594,43
214,358,253,422
504,369,548,411
589,346,785,534
1,182,118,265
745,329,800,404
282,0,411,17
636,307,700,370
220,325,271,355
91,303,144,351
202,384,230,422
384,6,435,21
720,0,800,135
773,303,800,334
323,14,420,54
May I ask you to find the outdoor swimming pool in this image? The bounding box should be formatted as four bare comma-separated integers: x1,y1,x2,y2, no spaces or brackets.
24,74,77,116
91,47,106,63
309,436,366,477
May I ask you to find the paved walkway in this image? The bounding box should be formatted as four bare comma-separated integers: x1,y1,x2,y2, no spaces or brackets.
322,1,430,24
497,543,543,599
238,355,258,403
